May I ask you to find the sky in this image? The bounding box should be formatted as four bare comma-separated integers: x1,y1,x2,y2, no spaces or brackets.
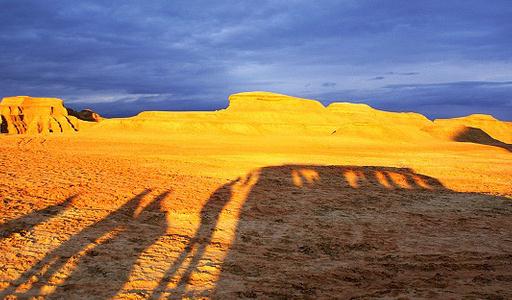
1,0,512,119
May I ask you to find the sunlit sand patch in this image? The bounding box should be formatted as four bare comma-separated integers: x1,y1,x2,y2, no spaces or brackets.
126,246,196,295
120,172,261,297
11,257,60,294
343,169,361,188
374,170,393,189
9,227,121,296
0,190,160,298
291,170,302,187
173,171,260,294
387,172,411,189
0,202,109,284
121,231,215,296
412,175,432,189
205,171,260,282
292,169,320,187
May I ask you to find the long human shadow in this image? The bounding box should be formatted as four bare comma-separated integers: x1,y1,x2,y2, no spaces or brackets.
152,165,446,298
453,126,512,152
156,164,511,299
0,189,170,299
150,177,242,299
0,195,77,239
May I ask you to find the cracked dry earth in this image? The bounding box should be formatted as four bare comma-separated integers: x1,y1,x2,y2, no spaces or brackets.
0,135,512,299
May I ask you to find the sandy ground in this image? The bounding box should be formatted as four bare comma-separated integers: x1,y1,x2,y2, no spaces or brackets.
1,132,512,299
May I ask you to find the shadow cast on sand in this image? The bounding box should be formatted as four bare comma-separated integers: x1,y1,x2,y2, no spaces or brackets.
454,126,512,152
0,195,77,240
1,165,511,299
153,165,511,299
0,189,170,299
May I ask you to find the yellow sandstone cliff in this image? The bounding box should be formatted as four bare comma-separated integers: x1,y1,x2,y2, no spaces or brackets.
0,96,79,134
2,92,510,151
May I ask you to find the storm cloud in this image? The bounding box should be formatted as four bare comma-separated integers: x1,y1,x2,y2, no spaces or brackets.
1,0,511,119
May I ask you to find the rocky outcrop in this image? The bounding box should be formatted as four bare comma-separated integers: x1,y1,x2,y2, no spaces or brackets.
66,108,102,122
24,91,506,149
0,96,79,134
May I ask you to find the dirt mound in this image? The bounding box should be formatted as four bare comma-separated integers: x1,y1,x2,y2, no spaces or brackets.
0,96,79,134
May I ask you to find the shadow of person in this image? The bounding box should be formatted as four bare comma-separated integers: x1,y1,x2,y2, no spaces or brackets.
0,189,170,299
154,166,445,298
205,165,511,299
1,194,77,240
150,178,241,299
49,190,171,299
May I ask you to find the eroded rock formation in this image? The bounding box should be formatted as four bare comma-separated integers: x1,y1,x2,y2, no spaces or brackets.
66,108,102,122
0,96,79,134
3,92,510,150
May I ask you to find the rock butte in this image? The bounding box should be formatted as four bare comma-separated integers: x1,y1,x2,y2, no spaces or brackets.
0,96,79,134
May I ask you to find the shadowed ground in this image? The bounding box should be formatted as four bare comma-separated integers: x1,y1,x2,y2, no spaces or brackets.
0,195,76,240
1,162,511,299
210,165,512,299
146,165,512,299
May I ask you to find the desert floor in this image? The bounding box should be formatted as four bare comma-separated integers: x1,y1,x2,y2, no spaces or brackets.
1,132,511,299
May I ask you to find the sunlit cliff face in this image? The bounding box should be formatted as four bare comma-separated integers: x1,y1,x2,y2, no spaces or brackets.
0,96,79,134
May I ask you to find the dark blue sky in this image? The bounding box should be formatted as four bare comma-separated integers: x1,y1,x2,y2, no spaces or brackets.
1,0,511,119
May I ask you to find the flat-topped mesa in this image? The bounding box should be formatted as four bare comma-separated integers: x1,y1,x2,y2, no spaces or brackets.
326,102,375,113
226,91,326,112
0,96,79,134
217,92,338,134
327,102,432,127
